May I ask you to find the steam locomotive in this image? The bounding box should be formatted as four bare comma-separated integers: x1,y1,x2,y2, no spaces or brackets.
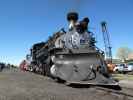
23,12,118,85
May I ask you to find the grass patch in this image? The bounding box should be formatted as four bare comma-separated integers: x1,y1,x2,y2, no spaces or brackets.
112,74,133,81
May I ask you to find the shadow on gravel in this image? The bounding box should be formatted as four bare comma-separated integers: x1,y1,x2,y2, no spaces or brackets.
68,84,122,90
51,77,122,90
97,85,122,90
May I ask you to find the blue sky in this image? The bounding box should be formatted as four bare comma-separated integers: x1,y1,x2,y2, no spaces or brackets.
0,0,133,65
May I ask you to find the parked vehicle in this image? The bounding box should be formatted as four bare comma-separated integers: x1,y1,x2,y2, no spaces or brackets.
0,63,5,71
113,64,125,73
114,63,133,73
124,63,133,72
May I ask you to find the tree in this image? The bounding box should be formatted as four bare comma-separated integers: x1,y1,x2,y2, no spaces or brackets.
128,53,133,59
116,47,132,61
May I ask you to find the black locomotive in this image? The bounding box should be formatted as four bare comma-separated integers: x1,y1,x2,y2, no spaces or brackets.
25,12,117,85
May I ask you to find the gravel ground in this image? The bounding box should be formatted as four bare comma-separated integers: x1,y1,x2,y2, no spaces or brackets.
119,80,133,89
0,68,132,100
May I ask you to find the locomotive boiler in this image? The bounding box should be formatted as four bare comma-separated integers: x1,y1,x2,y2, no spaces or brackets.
27,12,118,85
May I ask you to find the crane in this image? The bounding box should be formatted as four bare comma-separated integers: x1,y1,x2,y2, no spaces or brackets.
101,21,112,64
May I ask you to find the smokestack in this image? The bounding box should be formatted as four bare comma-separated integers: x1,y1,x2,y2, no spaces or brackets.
67,12,78,30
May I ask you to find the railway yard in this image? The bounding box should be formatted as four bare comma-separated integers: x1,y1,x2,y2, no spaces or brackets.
0,11,133,100
0,0,132,100
0,68,133,100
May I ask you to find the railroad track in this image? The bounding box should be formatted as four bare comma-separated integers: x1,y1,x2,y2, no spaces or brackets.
66,82,133,99
95,86,133,99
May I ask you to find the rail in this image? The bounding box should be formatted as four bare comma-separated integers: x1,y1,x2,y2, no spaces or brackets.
95,86,133,98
